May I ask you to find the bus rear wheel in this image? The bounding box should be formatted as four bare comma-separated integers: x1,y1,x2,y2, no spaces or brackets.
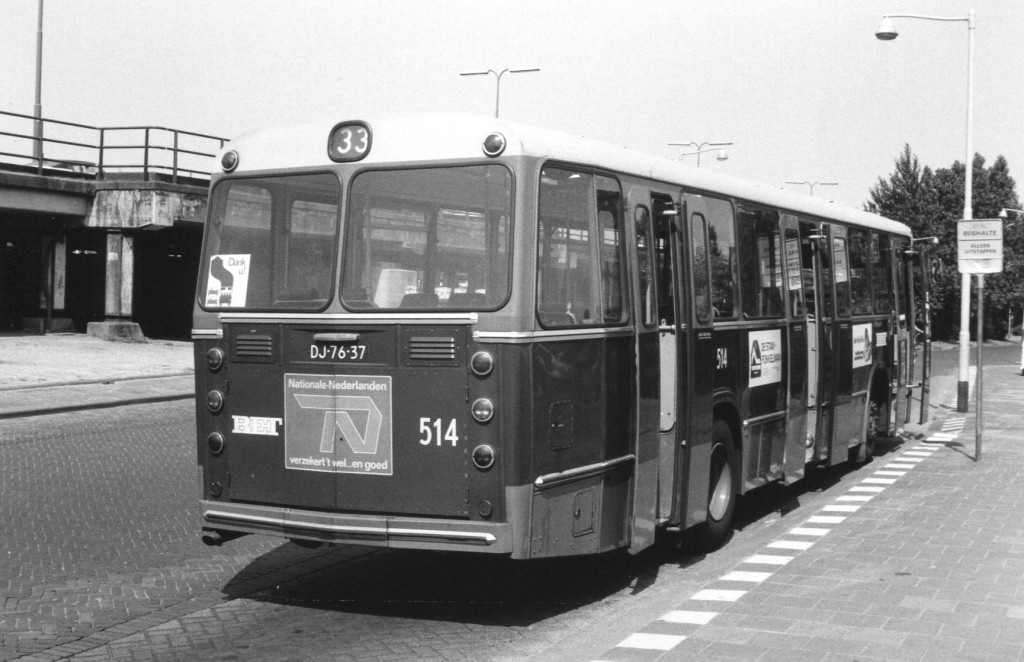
696,420,738,551
866,399,889,454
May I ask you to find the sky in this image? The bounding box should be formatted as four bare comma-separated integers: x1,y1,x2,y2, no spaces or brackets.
1,0,1021,210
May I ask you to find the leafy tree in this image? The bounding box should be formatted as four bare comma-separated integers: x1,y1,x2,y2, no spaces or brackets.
866,147,1020,340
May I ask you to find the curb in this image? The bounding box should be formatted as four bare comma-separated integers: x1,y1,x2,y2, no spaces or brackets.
0,371,195,392
0,390,195,420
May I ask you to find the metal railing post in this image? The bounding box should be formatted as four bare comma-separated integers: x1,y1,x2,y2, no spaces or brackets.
172,129,179,184
143,127,150,180
97,127,105,179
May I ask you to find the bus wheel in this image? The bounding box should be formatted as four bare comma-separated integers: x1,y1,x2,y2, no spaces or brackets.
866,399,888,457
697,420,738,551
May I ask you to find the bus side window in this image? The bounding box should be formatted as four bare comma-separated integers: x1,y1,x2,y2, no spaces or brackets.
848,228,872,315
737,205,783,318
635,205,656,327
871,233,894,314
691,213,712,323
783,227,803,317
536,168,626,328
706,204,737,319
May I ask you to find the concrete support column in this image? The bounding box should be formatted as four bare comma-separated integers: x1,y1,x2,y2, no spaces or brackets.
90,231,144,341
104,231,134,318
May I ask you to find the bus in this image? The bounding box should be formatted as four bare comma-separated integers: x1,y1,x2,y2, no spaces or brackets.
193,114,931,558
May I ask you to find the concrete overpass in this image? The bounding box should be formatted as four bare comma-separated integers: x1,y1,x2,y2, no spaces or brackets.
0,111,224,339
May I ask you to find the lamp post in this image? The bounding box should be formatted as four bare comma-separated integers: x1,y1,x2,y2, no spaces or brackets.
876,9,975,413
667,141,732,167
459,68,540,118
786,181,839,197
32,0,44,163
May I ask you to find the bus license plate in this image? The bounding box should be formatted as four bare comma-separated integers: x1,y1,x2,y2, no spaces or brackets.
309,343,368,362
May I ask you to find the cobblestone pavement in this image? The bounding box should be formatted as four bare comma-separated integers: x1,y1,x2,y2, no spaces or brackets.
2,335,1023,661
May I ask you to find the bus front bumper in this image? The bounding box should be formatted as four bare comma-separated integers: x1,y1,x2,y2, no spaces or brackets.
200,500,514,553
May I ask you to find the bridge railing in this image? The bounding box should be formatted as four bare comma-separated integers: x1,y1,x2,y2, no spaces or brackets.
0,110,227,185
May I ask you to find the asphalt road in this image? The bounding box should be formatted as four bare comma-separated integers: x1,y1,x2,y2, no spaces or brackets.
2,343,1019,661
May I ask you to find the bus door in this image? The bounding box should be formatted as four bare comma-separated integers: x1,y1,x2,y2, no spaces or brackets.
800,221,842,465
913,238,934,424
627,188,681,551
780,216,807,484
826,224,861,463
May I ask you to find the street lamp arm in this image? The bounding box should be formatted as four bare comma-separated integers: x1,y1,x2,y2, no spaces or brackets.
881,13,971,23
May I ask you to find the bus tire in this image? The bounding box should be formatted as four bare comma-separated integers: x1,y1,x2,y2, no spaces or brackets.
696,420,739,551
866,398,889,456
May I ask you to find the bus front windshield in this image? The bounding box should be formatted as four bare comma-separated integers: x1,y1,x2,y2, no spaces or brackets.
341,165,512,311
200,172,341,311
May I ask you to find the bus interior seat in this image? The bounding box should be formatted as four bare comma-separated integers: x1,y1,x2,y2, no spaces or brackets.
447,292,485,308
400,292,439,308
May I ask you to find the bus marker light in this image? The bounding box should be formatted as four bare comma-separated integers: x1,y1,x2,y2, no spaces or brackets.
470,351,494,376
472,444,496,470
206,347,225,371
471,398,494,423
482,133,506,157
209,481,223,497
207,390,225,413
478,500,494,518
221,150,239,172
207,432,225,455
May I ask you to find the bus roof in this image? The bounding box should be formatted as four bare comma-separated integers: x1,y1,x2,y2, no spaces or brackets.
220,113,911,238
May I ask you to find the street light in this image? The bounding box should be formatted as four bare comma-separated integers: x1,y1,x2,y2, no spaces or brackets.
32,0,44,163
786,181,839,197
459,68,540,118
667,141,732,167
876,9,975,413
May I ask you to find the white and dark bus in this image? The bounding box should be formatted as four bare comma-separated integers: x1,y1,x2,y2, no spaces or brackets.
193,114,931,557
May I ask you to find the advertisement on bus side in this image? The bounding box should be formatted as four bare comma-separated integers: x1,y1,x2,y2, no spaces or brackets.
748,329,783,387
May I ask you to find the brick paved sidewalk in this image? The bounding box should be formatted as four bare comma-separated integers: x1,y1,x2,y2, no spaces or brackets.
587,363,1024,662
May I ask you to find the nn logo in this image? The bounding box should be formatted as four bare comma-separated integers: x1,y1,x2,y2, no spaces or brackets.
293,394,383,455
750,340,763,379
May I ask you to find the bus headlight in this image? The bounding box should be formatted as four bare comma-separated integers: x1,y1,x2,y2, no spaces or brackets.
207,390,225,413
207,432,225,455
221,150,239,172
206,347,225,371
482,132,506,157
470,351,494,376
471,398,494,423
472,444,496,470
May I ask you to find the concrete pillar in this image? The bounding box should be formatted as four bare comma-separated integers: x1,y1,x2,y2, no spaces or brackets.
89,230,144,341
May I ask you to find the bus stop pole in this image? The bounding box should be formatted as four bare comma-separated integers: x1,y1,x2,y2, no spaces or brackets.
975,274,983,461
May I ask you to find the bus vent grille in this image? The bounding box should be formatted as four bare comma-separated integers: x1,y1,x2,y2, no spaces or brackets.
407,336,456,363
234,334,275,362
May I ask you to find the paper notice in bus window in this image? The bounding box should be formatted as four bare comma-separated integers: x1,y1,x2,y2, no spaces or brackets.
204,254,250,307
284,373,394,475
852,323,873,368
748,329,783,387
785,238,802,290
832,241,848,283
758,237,783,287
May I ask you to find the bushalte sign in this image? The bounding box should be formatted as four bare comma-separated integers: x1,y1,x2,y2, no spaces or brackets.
957,219,1004,274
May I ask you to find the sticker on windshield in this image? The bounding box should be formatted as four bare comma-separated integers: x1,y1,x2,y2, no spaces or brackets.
284,373,394,475
204,254,250,307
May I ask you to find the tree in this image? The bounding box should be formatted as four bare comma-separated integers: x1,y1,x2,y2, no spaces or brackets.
866,147,1021,340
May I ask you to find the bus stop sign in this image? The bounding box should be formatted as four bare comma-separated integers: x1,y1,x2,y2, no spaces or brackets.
958,219,1004,274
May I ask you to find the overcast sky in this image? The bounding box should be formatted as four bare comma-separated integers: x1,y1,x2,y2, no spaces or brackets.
2,0,1021,209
